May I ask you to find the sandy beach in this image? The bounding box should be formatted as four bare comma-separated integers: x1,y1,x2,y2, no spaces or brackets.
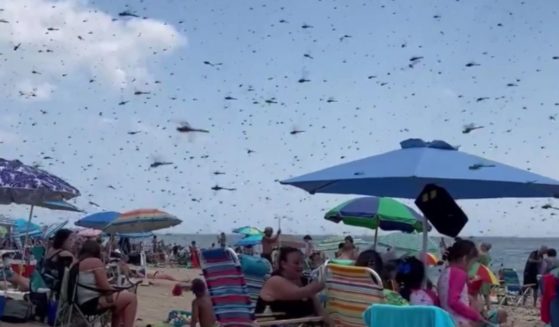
3,266,546,327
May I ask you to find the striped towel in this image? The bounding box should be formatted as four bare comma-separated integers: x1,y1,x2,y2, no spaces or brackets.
325,264,385,327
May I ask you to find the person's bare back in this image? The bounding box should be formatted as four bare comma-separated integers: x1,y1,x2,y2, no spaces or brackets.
191,295,216,327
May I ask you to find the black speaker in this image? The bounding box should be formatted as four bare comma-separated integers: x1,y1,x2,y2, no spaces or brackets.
415,184,468,237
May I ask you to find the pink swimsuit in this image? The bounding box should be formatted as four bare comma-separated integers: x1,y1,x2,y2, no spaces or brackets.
437,266,482,326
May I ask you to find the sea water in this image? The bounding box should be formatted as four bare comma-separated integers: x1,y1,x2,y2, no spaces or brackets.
156,234,559,277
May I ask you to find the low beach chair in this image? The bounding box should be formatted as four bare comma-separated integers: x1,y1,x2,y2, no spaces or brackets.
201,248,323,327
363,304,456,327
498,268,534,306
323,263,385,327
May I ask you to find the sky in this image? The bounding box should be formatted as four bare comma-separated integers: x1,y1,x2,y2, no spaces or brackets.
1,0,559,236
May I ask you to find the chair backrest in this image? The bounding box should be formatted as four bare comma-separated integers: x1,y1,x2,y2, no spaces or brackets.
200,248,255,327
499,268,520,287
324,263,385,327
239,254,271,308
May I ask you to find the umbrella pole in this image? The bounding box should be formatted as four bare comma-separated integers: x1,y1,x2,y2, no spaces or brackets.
373,226,378,250
23,205,35,260
421,226,428,264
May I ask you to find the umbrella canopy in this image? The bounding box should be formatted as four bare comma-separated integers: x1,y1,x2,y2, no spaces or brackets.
281,139,559,200
423,253,439,266
103,209,181,234
12,218,41,235
0,158,80,205
78,228,102,238
232,226,263,236
469,262,499,285
43,220,68,239
325,197,428,232
377,232,439,253
75,211,120,229
235,234,263,246
39,200,82,212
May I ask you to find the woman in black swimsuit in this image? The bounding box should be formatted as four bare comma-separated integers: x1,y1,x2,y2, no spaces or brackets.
42,229,75,296
255,247,325,319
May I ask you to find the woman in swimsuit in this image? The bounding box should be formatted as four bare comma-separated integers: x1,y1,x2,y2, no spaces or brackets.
255,247,325,319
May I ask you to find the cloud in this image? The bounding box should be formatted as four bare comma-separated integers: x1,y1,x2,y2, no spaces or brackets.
0,0,185,100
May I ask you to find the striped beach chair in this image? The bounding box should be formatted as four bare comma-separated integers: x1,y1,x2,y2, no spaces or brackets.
202,248,324,327
200,248,255,327
324,263,385,327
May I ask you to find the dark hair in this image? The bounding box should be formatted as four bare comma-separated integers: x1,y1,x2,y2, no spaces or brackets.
52,229,73,250
275,246,301,274
338,243,345,250
355,250,384,273
446,239,478,263
191,278,206,296
548,248,557,257
303,235,312,241
79,240,102,260
395,256,426,301
344,235,354,243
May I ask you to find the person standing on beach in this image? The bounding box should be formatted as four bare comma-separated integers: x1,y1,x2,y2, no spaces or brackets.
523,245,547,306
303,235,314,257
261,227,281,264
477,242,492,309
217,232,226,248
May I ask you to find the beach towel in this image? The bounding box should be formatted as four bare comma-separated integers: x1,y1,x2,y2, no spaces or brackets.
542,274,558,324
363,304,456,327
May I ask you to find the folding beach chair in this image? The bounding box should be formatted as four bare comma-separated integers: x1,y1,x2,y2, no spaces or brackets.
323,263,385,327
54,266,111,327
498,268,534,306
201,248,324,327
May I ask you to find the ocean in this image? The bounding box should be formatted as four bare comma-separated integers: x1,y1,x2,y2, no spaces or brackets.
156,234,559,278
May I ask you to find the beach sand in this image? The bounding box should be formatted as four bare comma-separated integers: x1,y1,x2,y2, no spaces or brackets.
7,267,545,327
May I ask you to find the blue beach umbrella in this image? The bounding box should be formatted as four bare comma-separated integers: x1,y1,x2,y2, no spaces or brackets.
75,211,120,229
235,234,263,247
39,200,82,212
281,139,559,199
281,138,559,258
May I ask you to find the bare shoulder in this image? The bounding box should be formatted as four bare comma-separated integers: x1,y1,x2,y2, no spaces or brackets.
80,257,104,269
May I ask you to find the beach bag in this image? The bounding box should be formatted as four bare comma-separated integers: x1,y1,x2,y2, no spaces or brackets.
166,310,191,327
0,299,33,323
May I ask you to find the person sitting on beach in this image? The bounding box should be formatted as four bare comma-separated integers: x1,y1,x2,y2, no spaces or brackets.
77,240,138,327
337,236,358,260
190,278,217,327
438,239,493,327
255,247,325,319
396,256,439,306
43,228,76,295
261,227,281,264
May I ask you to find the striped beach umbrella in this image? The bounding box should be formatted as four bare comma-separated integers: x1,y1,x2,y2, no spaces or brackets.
75,211,120,229
325,196,428,249
103,209,181,234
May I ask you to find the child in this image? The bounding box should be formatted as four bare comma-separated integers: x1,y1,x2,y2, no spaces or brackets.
438,240,491,327
396,256,439,306
190,278,217,327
